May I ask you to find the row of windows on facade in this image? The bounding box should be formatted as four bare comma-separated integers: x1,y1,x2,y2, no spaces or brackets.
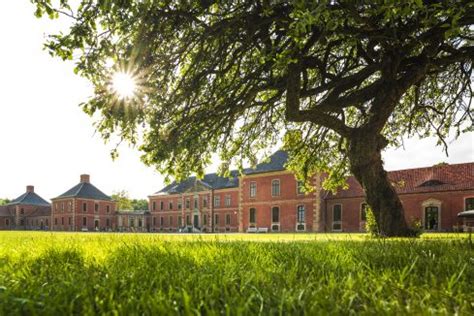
53,202,111,213
151,213,233,226
151,180,307,211
330,198,474,231
152,195,232,211
53,217,112,227
5,218,49,226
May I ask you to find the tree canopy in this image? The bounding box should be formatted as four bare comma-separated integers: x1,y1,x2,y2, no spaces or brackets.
33,0,473,235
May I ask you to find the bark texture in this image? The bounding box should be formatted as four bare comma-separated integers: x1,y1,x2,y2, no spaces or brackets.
347,130,413,237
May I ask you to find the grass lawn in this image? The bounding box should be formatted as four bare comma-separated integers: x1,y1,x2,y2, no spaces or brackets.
0,231,473,315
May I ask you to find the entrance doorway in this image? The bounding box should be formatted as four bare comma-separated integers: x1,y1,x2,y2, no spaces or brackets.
94,219,100,231
424,206,439,230
193,215,199,228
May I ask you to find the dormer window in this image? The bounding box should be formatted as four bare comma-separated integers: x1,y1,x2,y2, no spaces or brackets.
419,179,445,187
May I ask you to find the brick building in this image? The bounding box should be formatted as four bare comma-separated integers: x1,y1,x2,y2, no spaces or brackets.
151,151,474,233
149,171,240,232
116,210,150,232
51,174,116,231
0,185,51,230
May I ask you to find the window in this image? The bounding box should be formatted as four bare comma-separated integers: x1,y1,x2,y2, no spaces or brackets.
271,180,280,197
249,208,256,225
178,201,182,210
160,216,164,226
68,201,72,211
360,203,368,222
61,217,64,225
68,217,72,225
152,201,156,211
203,197,207,208
225,195,231,207
83,203,87,212
20,208,24,215
297,181,305,195
138,218,143,227
153,217,156,226
95,203,99,213
203,214,208,225
61,203,64,212
160,201,164,210
332,205,342,231
186,215,191,225
297,205,305,223
106,205,110,213
185,198,190,209
5,219,9,226
226,214,231,225
214,195,221,207
214,214,219,226
250,182,257,198
466,197,474,211
130,218,135,227
55,218,58,225
272,207,280,223
82,217,87,226
178,216,182,227
106,219,110,227
169,202,173,210
194,197,198,209
169,216,173,226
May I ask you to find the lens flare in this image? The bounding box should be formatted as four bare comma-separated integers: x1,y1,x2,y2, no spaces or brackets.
112,72,137,99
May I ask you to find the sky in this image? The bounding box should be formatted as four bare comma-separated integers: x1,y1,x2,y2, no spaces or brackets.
0,2,472,201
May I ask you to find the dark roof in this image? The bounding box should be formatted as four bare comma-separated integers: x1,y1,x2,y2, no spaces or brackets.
0,206,13,217
327,162,474,199
53,182,112,201
8,191,50,207
154,170,240,195
244,150,288,175
153,150,289,195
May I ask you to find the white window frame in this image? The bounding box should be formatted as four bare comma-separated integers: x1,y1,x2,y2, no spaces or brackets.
250,182,257,198
296,180,305,195
422,199,442,231
225,195,231,207
271,179,280,197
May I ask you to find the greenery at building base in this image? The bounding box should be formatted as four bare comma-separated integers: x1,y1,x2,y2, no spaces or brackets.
31,1,474,237
0,232,473,315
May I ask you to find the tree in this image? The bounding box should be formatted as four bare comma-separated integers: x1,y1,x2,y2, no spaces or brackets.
0,199,10,206
111,190,133,211
32,1,473,236
131,199,149,211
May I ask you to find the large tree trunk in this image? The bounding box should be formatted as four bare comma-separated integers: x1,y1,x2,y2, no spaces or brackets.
347,130,413,237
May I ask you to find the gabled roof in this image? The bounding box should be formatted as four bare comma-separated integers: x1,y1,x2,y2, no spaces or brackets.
53,182,112,201
244,150,288,175
327,162,474,199
7,191,50,207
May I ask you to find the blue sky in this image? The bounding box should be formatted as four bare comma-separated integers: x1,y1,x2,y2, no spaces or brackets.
0,2,472,200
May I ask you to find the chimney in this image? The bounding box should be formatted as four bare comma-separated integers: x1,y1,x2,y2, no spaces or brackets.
26,185,34,193
80,174,90,183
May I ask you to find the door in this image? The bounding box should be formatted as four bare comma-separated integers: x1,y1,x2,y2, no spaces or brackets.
193,214,199,228
94,219,99,231
424,206,439,230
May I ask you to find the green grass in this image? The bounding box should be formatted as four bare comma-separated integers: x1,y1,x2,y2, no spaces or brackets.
0,232,473,315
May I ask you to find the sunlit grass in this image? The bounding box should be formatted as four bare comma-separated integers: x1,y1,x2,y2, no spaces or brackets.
0,231,473,314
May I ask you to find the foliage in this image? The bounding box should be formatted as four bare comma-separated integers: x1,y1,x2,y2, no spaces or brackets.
111,190,132,211
0,199,10,206
365,206,379,237
30,0,474,187
0,231,473,314
131,199,148,211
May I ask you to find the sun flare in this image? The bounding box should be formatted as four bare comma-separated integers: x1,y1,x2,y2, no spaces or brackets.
112,71,137,99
